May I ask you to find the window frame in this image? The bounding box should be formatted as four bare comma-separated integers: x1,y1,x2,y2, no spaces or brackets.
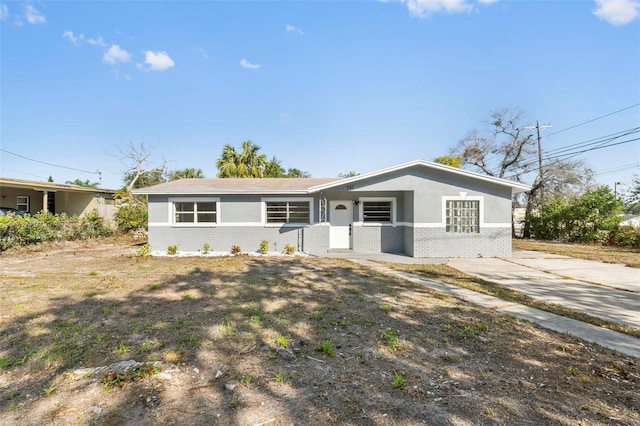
17,196,29,213
443,196,482,233
358,197,396,225
168,197,220,226
262,197,313,226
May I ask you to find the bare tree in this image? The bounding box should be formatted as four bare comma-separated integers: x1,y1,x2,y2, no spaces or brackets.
451,108,594,238
119,143,168,193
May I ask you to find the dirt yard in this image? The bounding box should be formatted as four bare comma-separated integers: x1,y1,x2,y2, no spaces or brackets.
0,238,638,425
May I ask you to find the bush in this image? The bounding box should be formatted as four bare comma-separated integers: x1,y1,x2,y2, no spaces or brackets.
607,226,640,248
114,203,148,233
0,210,113,252
283,243,296,255
259,240,269,254
230,245,241,255
167,244,178,255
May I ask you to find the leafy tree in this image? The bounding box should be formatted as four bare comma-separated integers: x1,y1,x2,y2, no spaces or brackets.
529,186,623,243
286,168,311,178
624,175,640,214
168,168,204,181
216,140,266,178
338,171,359,178
433,155,463,168
65,178,100,188
216,142,310,178
264,156,286,178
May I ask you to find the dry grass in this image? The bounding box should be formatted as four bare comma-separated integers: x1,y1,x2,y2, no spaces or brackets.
0,239,638,425
513,239,640,268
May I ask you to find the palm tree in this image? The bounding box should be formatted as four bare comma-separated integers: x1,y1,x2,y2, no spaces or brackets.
168,168,204,181
216,141,266,178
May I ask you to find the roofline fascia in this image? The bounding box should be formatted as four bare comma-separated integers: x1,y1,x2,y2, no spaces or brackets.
0,178,118,194
307,159,532,193
132,189,312,196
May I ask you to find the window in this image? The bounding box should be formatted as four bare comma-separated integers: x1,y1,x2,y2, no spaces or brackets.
446,200,479,233
174,201,217,224
266,200,310,224
362,201,392,223
17,196,29,213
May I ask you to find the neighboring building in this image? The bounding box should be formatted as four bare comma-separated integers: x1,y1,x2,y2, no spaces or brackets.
0,177,118,220
620,214,640,228
133,160,531,258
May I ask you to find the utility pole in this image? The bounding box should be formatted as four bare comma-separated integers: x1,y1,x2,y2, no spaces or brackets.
525,121,551,203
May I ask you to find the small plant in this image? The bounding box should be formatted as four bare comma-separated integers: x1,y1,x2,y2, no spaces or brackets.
283,243,296,254
381,304,392,314
42,384,56,396
315,340,335,356
115,342,130,356
383,328,401,352
137,243,150,256
0,357,12,369
275,335,289,348
240,374,252,386
230,395,240,408
149,284,162,291
182,293,194,299
392,372,406,389
167,244,178,255
88,271,98,276
259,240,269,254
221,318,234,334
230,245,241,255
102,306,110,316
203,243,211,254
274,370,285,383
266,351,277,360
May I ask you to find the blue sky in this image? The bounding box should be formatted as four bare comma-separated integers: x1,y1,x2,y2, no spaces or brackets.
1,0,639,192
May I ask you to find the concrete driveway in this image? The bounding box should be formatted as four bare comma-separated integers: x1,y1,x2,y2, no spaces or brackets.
448,250,640,331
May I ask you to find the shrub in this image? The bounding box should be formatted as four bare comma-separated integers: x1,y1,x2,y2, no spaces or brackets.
137,243,150,256
114,203,148,233
283,243,296,254
259,240,269,254
607,226,640,248
230,245,241,255
167,244,178,255
0,210,113,252
203,243,211,254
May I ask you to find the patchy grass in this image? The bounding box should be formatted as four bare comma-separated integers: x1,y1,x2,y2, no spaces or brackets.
0,239,638,425
384,262,640,339
513,238,640,268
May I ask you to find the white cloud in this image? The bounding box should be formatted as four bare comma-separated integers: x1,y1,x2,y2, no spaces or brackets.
62,30,84,45
286,24,304,35
24,4,45,24
103,44,131,65
0,4,9,21
399,0,498,17
240,58,260,69
593,0,640,25
142,50,175,71
87,36,107,47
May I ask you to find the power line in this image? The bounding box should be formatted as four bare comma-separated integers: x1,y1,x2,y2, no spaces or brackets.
1,148,101,176
594,163,640,175
547,103,640,137
544,127,640,156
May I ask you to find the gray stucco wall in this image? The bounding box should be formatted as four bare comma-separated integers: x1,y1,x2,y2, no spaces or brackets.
411,227,512,258
148,224,329,254
352,225,404,253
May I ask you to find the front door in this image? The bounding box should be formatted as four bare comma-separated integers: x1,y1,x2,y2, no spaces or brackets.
329,201,352,249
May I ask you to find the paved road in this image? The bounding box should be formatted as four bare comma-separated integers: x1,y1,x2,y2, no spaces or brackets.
448,250,640,331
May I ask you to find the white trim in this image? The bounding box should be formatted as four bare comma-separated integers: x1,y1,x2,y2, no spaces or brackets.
262,197,314,225
359,197,396,225
308,159,532,194
17,195,29,212
168,197,220,226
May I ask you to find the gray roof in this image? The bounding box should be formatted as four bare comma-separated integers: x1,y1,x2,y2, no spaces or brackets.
132,178,340,195
132,160,532,196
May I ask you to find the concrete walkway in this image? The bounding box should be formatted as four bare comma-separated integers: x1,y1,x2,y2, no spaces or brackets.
448,252,640,331
337,253,640,359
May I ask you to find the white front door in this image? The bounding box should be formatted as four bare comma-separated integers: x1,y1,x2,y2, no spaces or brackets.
329,201,352,249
